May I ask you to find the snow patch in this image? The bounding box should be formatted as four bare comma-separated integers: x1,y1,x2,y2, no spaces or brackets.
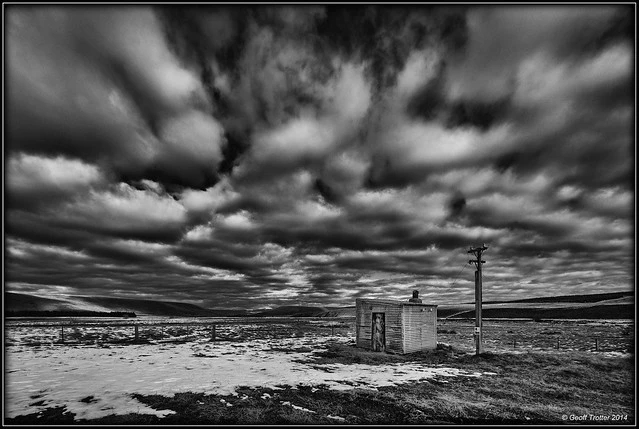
602,351,632,358
281,401,316,413
327,414,346,421
6,334,477,421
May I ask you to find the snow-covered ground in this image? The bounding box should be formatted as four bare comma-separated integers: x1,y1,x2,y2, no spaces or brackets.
6,318,632,422
5,333,490,421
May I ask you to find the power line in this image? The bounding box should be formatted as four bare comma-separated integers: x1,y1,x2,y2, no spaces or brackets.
447,263,473,290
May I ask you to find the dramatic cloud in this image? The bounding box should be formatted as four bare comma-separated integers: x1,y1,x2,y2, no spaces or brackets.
7,154,106,210
4,5,634,309
6,6,225,188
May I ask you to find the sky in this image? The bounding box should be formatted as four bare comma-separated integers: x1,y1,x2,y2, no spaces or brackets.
4,5,635,310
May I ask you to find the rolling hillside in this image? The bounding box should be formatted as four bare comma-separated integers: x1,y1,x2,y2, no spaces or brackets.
438,290,634,319
317,306,356,318
5,290,634,319
482,290,634,305
5,293,114,313
312,291,634,319
438,304,634,320
247,306,329,317
4,293,246,317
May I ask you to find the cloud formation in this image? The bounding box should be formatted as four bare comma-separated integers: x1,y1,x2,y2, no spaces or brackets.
7,6,225,188
5,5,634,309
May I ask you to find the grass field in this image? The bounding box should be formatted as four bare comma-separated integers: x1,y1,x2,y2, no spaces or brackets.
4,318,635,425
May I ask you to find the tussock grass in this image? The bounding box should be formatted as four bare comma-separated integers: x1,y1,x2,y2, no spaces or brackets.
299,341,461,366
6,344,634,425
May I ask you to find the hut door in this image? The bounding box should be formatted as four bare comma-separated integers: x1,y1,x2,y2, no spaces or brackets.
371,312,385,352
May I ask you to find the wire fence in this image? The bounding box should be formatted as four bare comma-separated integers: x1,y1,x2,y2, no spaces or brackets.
441,334,635,354
5,318,634,354
4,319,353,347
437,322,634,353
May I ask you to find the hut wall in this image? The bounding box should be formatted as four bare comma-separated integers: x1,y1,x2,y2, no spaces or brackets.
401,305,437,353
355,299,403,354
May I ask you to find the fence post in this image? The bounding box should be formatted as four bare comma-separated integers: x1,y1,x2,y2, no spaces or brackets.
211,324,216,342
557,339,560,350
513,339,516,349
60,326,64,344
134,325,139,343
595,338,599,352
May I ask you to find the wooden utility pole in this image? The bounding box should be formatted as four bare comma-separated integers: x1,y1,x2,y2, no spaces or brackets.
468,244,488,355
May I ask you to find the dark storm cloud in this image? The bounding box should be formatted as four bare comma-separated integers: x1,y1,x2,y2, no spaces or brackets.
448,193,467,218
4,5,634,309
175,244,267,275
6,211,97,250
328,253,451,278
314,6,468,90
6,235,257,307
363,5,633,191
444,6,629,100
29,184,187,242
6,6,226,189
444,97,511,131
157,5,469,183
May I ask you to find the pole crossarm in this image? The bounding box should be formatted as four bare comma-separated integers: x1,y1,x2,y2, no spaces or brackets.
467,245,488,256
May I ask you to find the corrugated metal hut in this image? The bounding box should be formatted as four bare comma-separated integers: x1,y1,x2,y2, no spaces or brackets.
355,291,437,354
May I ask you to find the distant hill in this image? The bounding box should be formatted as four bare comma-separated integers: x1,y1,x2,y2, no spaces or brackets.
73,296,243,316
5,310,136,318
217,290,636,319
312,291,634,320
482,290,634,305
5,292,112,313
439,290,634,320
248,306,329,317
313,291,635,320
318,306,356,318
6,290,634,320
246,305,363,318
4,293,246,317
441,304,634,320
